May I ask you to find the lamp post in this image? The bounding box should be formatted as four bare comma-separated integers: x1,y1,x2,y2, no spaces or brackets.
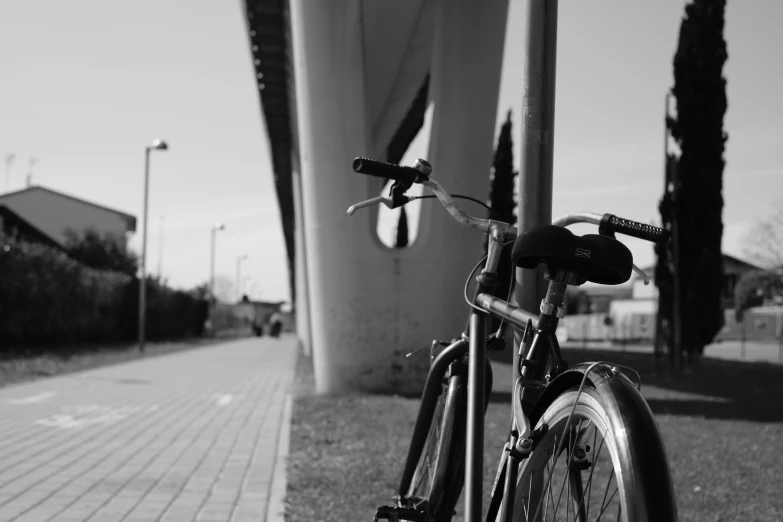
210,223,226,301
139,138,168,354
4,154,15,193
157,214,165,277
236,254,248,302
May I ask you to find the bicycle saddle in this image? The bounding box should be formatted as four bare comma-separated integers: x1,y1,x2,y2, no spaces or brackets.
511,225,632,285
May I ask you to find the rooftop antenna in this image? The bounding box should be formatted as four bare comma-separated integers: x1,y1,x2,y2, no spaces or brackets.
26,157,39,187
3,153,15,193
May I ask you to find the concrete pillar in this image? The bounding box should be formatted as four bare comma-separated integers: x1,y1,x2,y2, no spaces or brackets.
290,0,508,394
292,164,312,356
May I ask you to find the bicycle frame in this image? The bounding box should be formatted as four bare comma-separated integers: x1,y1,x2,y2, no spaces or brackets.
398,222,572,522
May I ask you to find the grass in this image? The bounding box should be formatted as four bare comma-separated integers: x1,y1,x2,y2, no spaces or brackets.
287,347,783,522
0,328,254,388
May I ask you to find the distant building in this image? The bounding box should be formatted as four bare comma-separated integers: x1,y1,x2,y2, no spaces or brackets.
560,253,764,343
0,204,64,251
0,185,136,250
634,253,761,309
570,285,633,314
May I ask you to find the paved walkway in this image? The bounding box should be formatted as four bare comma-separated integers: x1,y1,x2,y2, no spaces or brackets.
0,336,297,522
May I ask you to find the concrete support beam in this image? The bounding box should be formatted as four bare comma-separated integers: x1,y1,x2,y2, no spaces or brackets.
292,163,312,356
290,0,508,394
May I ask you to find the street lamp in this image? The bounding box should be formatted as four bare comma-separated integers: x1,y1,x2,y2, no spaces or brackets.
236,254,248,302
138,138,168,354
210,223,226,301
157,214,165,277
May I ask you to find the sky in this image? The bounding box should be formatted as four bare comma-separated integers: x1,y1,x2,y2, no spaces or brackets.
2,1,783,303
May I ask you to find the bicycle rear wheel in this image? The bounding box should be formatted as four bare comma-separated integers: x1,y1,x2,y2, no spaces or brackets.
405,372,466,521
510,380,677,521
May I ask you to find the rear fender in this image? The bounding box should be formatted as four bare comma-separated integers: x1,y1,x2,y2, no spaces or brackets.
527,362,679,521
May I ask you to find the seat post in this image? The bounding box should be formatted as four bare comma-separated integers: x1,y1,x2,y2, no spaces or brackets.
538,268,578,329
543,280,567,310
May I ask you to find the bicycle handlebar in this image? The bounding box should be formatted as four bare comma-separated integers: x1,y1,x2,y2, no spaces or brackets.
352,157,422,185
350,157,670,246
600,214,670,244
420,178,516,236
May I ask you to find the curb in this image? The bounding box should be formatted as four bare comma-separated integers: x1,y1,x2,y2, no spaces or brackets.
266,391,294,521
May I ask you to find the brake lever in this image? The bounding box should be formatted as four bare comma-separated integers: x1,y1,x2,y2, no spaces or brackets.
632,263,650,285
346,196,393,216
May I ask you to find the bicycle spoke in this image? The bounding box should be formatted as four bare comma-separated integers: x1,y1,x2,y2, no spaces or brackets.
593,484,618,521
593,468,616,521
552,419,584,520
574,428,603,519
523,470,532,521
585,431,605,517
542,434,557,521
567,462,572,521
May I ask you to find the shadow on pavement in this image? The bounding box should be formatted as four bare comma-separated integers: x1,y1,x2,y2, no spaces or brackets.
488,347,783,422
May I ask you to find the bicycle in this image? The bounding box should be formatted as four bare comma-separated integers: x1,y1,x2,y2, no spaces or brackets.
347,157,678,522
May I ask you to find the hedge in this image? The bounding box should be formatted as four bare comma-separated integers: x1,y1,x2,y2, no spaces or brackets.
0,235,209,356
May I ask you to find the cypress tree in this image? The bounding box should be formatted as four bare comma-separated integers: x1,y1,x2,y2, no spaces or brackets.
488,110,518,313
657,0,728,367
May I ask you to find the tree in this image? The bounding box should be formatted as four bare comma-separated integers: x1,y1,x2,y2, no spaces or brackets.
487,110,518,306
395,207,409,248
734,270,783,321
63,227,138,275
188,283,210,301
657,0,728,367
742,203,783,269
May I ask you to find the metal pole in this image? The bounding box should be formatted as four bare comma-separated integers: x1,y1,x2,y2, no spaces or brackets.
236,257,244,302
210,228,217,300
158,214,165,277
138,147,151,354
514,0,558,379
465,310,487,522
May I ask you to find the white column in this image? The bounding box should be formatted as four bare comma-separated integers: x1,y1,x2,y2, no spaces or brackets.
292,161,312,356
290,0,508,394
290,0,375,393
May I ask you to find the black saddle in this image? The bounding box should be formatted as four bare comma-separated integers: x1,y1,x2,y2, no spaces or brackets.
511,225,632,285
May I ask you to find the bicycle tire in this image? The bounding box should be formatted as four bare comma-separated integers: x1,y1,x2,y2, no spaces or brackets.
509,379,677,521
406,372,467,521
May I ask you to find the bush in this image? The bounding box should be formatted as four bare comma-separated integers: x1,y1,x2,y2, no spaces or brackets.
0,234,210,356
64,227,138,275
734,270,783,321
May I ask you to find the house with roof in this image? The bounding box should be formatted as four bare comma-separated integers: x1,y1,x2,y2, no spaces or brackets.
630,253,761,309
0,185,136,251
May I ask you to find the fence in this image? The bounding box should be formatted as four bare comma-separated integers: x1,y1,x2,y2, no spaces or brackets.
560,306,783,363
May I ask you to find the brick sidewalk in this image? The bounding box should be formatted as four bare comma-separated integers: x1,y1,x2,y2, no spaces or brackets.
0,336,297,521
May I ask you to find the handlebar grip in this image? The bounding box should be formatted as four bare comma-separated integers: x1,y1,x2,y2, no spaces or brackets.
353,157,419,185
600,214,670,244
